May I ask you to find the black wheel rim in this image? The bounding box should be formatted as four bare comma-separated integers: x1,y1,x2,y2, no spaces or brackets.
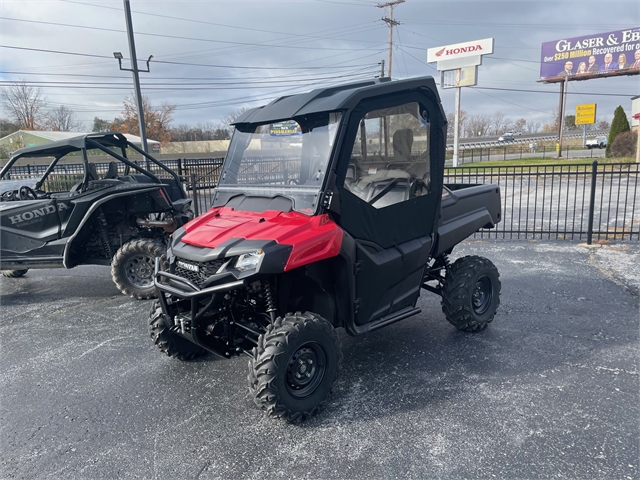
124,254,155,288
286,342,327,398
472,276,492,315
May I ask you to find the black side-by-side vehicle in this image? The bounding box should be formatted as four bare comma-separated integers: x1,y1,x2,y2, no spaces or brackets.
0,132,192,298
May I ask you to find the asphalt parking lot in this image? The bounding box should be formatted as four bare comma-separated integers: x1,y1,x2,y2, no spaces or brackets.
1,240,638,480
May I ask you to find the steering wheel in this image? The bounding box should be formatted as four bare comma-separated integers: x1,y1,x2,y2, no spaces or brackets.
288,178,300,185
19,185,38,200
367,178,401,205
409,178,428,198
1,190,17,201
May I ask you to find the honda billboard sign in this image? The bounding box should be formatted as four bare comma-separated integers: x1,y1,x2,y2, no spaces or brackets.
427,38,494,64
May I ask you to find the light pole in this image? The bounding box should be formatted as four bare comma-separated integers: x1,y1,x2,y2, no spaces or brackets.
114,0,153,154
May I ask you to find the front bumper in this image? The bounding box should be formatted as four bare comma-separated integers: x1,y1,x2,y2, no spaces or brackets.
154,257,245,300
153,257,249,357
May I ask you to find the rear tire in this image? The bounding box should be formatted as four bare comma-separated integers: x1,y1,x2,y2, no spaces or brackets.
248,312,342,422
148,300,207,361
441,256,501,332
1,269,28,278
111,238,167,299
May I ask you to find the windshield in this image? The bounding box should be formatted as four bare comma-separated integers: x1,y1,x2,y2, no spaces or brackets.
214,112,342,215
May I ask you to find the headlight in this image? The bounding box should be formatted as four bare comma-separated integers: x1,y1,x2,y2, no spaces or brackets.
234,250,264,272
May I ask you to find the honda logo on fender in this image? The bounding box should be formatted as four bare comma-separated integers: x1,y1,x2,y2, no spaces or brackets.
8,203,69,225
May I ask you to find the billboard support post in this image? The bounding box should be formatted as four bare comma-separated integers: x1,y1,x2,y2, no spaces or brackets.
557,78,568,158
453,86,461,167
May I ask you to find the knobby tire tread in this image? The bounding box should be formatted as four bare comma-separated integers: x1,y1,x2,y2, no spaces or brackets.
148,300,207,361
111,238,167,300
441,255,501,332
248,312,342,422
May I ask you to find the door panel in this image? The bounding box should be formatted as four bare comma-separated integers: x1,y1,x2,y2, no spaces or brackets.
0,199,62,255
354,236,431,326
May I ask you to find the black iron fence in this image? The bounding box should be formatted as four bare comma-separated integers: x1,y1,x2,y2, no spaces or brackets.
2,158,638,242
445,161,639,242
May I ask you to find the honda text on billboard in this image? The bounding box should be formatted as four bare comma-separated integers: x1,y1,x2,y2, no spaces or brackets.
540,28,640,83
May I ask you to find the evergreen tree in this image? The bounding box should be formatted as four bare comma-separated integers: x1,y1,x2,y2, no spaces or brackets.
606,106,630,157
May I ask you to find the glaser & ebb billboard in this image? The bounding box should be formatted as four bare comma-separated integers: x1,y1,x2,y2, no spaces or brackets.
540,28,640,82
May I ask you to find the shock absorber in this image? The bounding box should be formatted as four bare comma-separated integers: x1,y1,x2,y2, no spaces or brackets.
441,253,452,270
97,208,114,258
262,280,277,323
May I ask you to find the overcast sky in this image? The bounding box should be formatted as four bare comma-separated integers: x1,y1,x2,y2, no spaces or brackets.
1,0,638,133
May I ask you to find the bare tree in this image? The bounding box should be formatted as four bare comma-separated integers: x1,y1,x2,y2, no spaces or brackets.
466,113,492,137
446,109,467,138
1,81,47,129
169,122,230,142
118,94,176,144
490,111,508,135
512,118,527,133
221,107,250,136
45,106,84,131
527,121,541,133
92,117,111,132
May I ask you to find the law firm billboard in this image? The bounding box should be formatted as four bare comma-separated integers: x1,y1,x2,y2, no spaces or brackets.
540,28,640,83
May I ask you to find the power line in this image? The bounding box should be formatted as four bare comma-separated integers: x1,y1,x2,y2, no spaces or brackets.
471,86,635,98
0,45,379,71
60,0,379,42
0,16,384,52
402,19,637,30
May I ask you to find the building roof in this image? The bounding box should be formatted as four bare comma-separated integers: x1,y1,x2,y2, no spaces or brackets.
0,130,159,145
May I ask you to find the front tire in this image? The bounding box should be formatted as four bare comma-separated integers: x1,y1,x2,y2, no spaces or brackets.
441,255,501,332
1,269,28,278
248,312,342,422
148,300,207,361
111,238,167,299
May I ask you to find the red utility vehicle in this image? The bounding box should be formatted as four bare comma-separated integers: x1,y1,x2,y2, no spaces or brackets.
149,77,502,421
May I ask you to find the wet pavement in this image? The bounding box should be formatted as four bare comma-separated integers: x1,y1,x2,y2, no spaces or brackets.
1,240,638,479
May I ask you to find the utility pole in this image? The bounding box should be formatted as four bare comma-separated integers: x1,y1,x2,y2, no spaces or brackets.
377,0,404,79
121,0,150,154
453,79,461,167
557,77,568,158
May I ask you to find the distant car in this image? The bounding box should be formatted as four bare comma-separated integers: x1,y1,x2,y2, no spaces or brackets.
586,136,607,149
498,133,514,142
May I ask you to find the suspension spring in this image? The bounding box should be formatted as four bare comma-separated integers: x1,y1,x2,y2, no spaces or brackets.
97,208,114,259
441,253,452,270
262,280,277,323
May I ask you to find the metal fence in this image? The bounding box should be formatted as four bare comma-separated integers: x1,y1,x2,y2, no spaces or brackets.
3,158,638,242
445,161,639,242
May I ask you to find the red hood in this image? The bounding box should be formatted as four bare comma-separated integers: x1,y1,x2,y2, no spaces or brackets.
180,207,343,271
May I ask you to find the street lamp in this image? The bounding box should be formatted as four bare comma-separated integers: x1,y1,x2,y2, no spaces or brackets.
113,52,153,73
112,0,154,155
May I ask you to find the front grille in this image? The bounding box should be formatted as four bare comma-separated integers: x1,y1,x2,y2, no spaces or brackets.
174,258,229,287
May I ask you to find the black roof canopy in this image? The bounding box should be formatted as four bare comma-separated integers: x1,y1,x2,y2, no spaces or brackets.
232,76,442,126
9,132,130,160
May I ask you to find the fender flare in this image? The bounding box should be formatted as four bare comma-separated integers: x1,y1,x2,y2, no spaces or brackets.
62,186,167,268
